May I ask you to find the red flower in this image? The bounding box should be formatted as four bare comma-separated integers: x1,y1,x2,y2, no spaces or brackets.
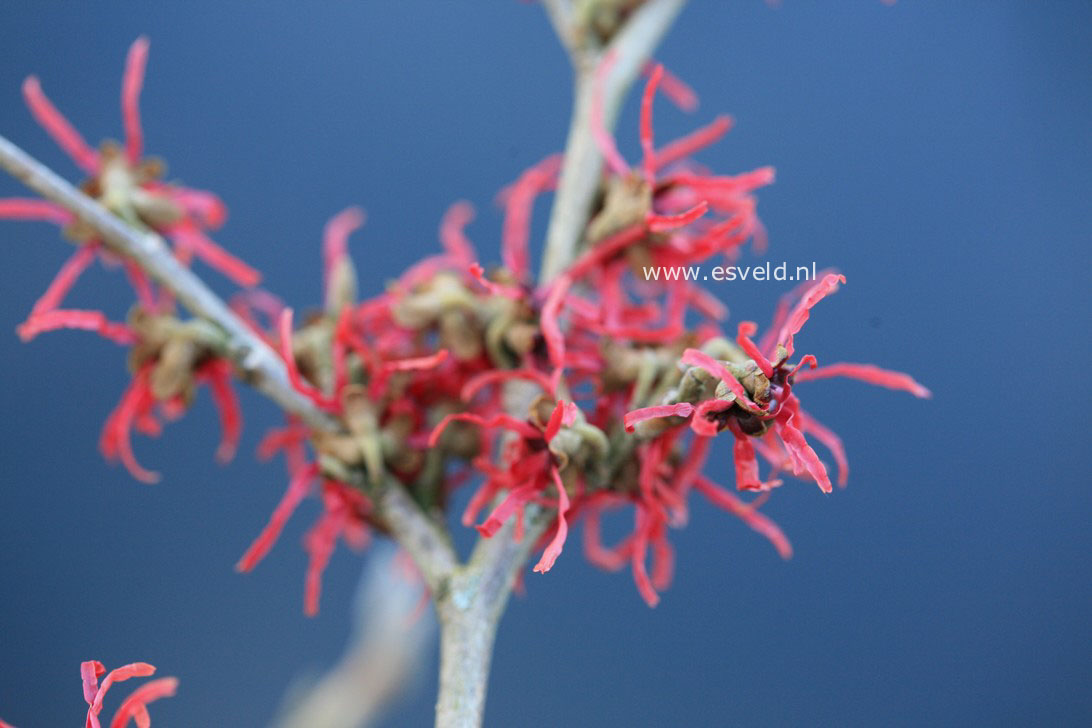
81,659,177,728
1,37,257,287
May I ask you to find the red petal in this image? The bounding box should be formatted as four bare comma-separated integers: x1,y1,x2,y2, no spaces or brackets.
428,412,540,447
532,468,571,573
639,63,664,185
198,359,242,463
169,223,261,287
121,37,149,164
776,411,832,493
591,50,629,176
623,402,694,432
107,676,177,728
22,76,99,174
653,115,733,172
776,273,845,358
277,309,338,411
322,206,365,296
793,362,931,398
736,321,773,377
694,476,792,558
27,242,98,317
797,410,849,488
645,61,698,112
0,198,73,224
647,200,708,232
460,368,555,402
439,201,477,267
236,463,319,572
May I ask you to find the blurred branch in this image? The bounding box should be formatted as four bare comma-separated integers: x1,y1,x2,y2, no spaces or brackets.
274,543,436,728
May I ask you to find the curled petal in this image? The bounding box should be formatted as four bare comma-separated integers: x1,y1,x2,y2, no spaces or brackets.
88,662,156,728
17,309,136,345
476,484,538,538
108,676,178,728
0,197,73,224
277,309,338,411
793,362,931,398
694,476,792,558
468,263,524,300
533,468,570,573
645,61,697,112
776,411,832,493
640,63,664,185
26,242,98,318
541,274,571,371
631,507,659,607
736,321,773,377
591,50,629,176
121,37,150,164
82,660,106,706
169,223,260,287
654,115,733,172
322,206,365,295
797,410,849,488
690,398,732,437
22,76,100,173
776,273,846,358
499,155,561,280
726,420,764,491
428,412,540,447
99,368,160,484
303,505,345,616
460,368,554,402
647,200,708,232
582,504,631,571
439,200,477,267
623,402,694,432
236,463,319,572
197,359,242,462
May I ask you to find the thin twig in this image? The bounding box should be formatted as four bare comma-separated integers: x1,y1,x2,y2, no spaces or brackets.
539,0,688,283
275,542,436,728
0,133,333,432
0,131,458,594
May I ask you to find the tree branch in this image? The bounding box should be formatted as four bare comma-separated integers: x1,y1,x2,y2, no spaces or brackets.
0,131,457,596
0,133,334,432
539,0,688,283
375,481,458,596
434,507,551,728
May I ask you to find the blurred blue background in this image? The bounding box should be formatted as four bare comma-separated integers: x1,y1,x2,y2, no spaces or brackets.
1,1,1089,726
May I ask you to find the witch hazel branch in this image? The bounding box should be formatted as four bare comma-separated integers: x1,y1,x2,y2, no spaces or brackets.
0,2,928,726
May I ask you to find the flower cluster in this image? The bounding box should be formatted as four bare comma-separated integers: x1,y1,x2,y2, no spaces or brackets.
3,38,248,483
6,41,928,612
0,659,177,728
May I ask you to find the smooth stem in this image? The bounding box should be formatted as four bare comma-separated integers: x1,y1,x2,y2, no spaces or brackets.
434,510,550,728
431,1,688,724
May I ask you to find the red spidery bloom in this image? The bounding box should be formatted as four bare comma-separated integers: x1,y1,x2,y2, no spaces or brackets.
3,39,929,612
0,659,180,728
4,38,251,483
2,37,258,287
79,660,177,728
